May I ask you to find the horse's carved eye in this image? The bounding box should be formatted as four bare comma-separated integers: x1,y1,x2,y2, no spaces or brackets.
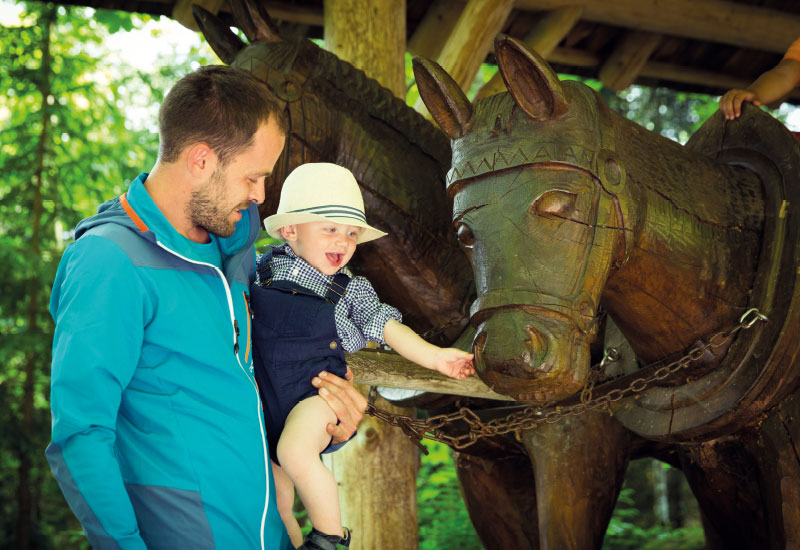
456,223,475,248
532,190,577,218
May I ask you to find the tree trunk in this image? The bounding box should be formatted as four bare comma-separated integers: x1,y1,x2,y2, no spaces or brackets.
17,5,55,549
322,2,419,549
652,459,670,525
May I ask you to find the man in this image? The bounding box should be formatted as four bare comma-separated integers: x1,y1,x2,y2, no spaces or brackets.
46,65,366,550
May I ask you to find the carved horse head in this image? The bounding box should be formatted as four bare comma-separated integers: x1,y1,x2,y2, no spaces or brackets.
414,36,637,402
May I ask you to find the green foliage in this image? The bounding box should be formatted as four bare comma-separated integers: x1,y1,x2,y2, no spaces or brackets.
603,488,706,550
0,2,217,547
417,440,482,550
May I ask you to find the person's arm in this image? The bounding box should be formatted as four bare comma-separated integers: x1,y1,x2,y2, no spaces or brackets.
719,58,800,119
383,319,475,380
47,236,150,550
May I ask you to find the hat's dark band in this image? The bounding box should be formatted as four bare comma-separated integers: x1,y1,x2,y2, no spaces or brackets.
288,205,367,223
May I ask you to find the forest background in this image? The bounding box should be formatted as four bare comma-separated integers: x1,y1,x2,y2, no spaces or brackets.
1,2,798,549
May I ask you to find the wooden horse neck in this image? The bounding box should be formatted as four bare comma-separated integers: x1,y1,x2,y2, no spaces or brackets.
600,122,765,364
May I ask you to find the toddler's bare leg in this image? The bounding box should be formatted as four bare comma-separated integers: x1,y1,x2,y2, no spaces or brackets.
277,395,343,538
272,460,303,548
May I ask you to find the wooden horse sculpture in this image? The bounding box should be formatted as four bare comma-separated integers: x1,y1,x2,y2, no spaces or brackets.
415,35,800,550
193,0,474,345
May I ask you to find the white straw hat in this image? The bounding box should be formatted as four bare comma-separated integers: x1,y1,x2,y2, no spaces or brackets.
264,163,387,244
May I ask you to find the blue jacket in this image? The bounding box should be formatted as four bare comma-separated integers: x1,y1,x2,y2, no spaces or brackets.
46,174,291,550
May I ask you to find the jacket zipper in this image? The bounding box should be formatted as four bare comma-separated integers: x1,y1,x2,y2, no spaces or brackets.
154,240,270,550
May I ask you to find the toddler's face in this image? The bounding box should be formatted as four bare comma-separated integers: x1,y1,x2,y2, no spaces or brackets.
284,221,362,275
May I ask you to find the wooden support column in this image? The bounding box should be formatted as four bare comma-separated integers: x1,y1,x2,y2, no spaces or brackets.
475,6,583,99
413,0,514,115
322,3,418,549
598,31,662,92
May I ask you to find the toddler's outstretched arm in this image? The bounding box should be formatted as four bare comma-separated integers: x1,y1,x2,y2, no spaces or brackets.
719,58,800,119
383,319,475,380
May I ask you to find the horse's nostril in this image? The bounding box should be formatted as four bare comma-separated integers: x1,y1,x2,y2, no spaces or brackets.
524,326,547,363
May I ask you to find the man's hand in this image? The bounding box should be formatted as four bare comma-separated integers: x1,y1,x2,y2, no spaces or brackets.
311,367,367,444
719,88,760,120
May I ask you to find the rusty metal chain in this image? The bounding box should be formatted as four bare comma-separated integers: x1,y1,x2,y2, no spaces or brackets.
365,308,768,450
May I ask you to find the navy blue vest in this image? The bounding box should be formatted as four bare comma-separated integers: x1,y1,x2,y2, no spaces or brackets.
250,249,351,462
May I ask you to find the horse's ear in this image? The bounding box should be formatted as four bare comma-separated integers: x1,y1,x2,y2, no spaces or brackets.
192,5,247,64
495,34,569,122
228,0,282,44
412,57,472,140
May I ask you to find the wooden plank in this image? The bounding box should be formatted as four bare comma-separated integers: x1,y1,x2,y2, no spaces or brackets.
517,0,798,54
599,30,662,92
407,0,463,59
348,349,515,401
476,5,583,99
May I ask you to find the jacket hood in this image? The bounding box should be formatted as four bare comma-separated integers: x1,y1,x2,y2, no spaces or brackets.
73,173,260,264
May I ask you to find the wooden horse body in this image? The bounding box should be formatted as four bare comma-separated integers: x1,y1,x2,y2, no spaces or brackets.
415,35,800,549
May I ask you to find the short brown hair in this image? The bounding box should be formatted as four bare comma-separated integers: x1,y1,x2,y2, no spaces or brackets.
157,65,288,166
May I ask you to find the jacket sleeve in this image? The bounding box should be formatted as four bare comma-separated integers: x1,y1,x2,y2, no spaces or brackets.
46,235,152,550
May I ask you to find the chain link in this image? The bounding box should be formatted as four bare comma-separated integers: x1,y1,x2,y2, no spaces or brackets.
365,308,767,450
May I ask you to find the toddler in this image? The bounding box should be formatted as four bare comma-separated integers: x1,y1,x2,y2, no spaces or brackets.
250,162,474,550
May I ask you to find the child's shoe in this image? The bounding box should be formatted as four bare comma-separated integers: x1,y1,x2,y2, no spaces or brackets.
298,527,351,550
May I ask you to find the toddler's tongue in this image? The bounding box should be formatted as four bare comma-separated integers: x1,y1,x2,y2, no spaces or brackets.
326,253,342,266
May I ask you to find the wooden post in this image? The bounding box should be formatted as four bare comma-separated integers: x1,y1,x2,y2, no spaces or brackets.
475,6,583,100
322,2,419,549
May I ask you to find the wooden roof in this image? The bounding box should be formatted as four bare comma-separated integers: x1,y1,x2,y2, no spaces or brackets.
54,0,800,102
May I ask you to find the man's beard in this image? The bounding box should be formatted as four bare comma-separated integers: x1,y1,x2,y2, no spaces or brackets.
186,167,239,238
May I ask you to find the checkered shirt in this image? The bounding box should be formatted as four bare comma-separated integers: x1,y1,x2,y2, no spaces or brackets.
257,244,402,353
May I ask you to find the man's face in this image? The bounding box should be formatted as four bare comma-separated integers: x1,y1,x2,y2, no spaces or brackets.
287,221,362,275
187,117,285,238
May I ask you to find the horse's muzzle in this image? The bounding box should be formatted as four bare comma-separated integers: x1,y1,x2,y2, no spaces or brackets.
471,306,590,402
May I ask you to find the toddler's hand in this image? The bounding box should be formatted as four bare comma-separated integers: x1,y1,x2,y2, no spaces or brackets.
719,88,761,120
432,348,475,380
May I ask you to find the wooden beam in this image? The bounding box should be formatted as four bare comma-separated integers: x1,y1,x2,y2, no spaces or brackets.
348,349,515,401
172,0,224,31
265,3,324,27
548,47,800,101
599,30,662,92
253,1,797,57
475,5,583,99
435,0,515,91
413,0,514,116
407,0,463,60
516,0,799,55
